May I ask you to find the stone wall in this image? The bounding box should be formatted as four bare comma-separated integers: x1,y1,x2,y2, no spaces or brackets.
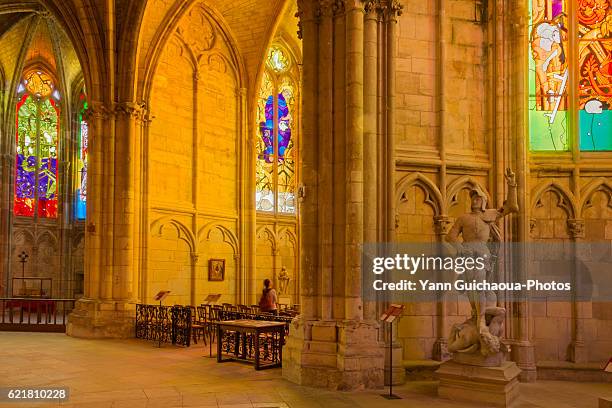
146,4,241,305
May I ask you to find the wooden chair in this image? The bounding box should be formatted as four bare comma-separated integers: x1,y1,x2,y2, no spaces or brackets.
190,306,206,345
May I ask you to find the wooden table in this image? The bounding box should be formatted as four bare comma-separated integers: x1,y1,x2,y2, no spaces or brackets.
216,319,285,370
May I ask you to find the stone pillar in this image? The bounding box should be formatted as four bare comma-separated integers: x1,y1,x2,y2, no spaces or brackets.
433,215,452,361
66,101,146,338
567,218,589,363
239,86,255,305
345,0,365,322
363,0,378,323
382,0,405,386
283,0,395,390
0,153,14,297
318,0,334,321
508,0,537,382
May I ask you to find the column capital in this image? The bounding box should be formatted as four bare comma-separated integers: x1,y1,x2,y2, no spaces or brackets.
433,215,453,235
529,218,537,236
191,252,200,264
363,0,382,17
115,101,148,121
381,0,403,21
84,101,114,122
332,0,347,16
567,218,585,239
318,0,334,17
296,0,320,39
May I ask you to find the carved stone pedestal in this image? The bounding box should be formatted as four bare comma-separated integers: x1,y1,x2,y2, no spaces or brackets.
66,298,135,338
282,317,384,390
437,361,521,407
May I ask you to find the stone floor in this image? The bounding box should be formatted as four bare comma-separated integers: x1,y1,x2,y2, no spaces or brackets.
0,332,609,408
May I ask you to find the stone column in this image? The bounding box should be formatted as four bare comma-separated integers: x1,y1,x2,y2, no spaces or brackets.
238,86,254,305
318,0,334,321
344,0,365,321
113,102,140,302
382,0,404,386
433,215,452,361
0,154,15,297
363,0,378,323
508,1,537,382
66,101,145,338
385,0,400,244
568,218,588,363
296,0,319,321
283,0,388,390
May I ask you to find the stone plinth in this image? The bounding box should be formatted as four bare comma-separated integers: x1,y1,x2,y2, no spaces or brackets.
436,361,521,407
66,298,135,338
282,317,384,390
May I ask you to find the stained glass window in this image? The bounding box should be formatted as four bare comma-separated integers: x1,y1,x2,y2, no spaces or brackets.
14,71,60,218
76,95,88,220
578,0,612,151
256,46,298,214
529,0,612,151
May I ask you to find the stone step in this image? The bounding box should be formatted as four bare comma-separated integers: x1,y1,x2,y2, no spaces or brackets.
537,361,612,383
403,359,443,381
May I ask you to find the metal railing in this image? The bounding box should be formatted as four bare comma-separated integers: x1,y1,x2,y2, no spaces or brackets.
0,298,75,332
135,304,192,347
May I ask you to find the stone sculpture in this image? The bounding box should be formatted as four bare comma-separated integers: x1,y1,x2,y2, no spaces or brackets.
445,168,518,364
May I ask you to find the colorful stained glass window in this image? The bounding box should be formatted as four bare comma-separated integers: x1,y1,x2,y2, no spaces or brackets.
24,70,54,98
578,0,612,150
529,0,612,151
266,47,290,73
14,72,59,218
277,77,296,213
76,96,88,220
256,46,298,214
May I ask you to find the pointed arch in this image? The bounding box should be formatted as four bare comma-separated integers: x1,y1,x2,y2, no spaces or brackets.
36,229,59,248
198,223,239,256
256,225,277,253
446,176,491,212
139,0,246,103
277,226,297,249
395,173,443,216
580,178,612,215
530,182,577,219
150,216,196,253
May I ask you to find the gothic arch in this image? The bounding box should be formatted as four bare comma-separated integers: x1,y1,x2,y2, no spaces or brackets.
531,182,577,219
150,217,196,253
139,0,246,103
256,225,277,254
446,176,491,212
198,223,239,256
13,228,34,246
277,227,297,249
36,0,107,104
36,229,59,248
580,178,612,216
395,172,443,216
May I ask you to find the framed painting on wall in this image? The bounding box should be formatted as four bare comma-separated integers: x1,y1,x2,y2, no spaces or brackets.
208,259,225,281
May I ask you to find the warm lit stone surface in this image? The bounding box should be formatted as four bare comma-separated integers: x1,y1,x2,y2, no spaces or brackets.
0,332,610,408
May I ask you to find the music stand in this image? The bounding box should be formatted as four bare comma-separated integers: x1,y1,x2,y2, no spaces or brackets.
153,291,171,348
380,304,405,400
